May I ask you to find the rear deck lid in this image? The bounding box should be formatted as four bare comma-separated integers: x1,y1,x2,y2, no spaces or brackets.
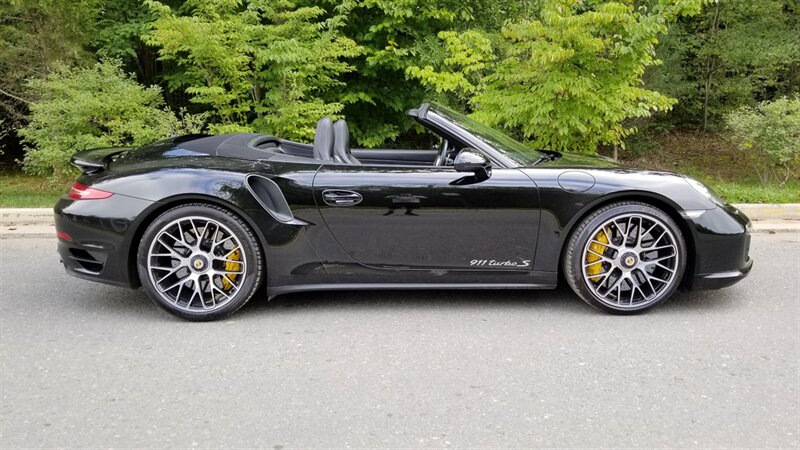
70,147,133,174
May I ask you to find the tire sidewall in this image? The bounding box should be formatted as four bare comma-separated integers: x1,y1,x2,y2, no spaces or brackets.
566,203,687,314
137,204,263,321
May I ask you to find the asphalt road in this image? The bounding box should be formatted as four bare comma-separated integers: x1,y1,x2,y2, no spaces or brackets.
1,234,798,448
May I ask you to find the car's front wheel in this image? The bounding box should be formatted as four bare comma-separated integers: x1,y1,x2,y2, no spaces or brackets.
563,201,686,314
137,203,264,321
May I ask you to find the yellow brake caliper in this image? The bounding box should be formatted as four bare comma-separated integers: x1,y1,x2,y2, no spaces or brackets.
221,249,242,291
586,228,609,282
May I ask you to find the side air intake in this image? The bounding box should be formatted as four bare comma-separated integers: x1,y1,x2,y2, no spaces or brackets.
245,174,302,224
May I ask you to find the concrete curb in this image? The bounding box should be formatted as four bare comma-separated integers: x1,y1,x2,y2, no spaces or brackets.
732,203,800,220
1,208,55,226
2,204,799,239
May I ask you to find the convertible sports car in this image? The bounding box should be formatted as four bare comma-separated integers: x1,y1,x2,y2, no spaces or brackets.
55,103,752,320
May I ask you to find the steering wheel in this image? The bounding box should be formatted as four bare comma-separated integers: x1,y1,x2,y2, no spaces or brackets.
433,138,449,166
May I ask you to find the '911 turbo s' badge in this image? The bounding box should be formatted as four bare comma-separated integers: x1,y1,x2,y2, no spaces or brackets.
470,259,531,268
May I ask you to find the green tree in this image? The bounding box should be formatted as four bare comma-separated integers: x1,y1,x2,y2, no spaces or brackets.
0,0,99,130
19,60,203,177
471,0,704,153
144,0,360,140
332,0,542,147
91,0,175,87
647,0,800,130
405,30,494,105
330,0,475,146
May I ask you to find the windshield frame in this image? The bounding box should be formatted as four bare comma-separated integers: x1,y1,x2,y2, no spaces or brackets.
417,103,546,168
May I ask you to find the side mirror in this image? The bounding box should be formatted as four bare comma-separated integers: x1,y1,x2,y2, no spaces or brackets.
454,149,492,181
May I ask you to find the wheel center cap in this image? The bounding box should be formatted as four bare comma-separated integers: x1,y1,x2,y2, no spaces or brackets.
190,254,209,272
620,252,638,269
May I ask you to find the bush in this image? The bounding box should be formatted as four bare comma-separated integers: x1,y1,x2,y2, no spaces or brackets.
19,60,204,178
726,97,800,185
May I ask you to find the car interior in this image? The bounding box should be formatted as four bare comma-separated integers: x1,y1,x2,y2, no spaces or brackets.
243,116,462,167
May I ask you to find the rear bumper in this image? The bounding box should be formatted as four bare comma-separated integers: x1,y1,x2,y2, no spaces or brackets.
54,193,156,288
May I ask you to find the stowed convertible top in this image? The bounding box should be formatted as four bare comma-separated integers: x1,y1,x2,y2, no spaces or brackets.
176,133,295,161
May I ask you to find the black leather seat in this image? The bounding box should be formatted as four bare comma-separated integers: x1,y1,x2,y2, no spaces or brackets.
313,117,334,161
333,119,360,165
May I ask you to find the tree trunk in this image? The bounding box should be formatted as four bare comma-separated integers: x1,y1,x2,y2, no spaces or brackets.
702,1,721,132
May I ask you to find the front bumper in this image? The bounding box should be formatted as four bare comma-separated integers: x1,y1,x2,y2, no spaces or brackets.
686,203,753,290
692,256,753,290
55,193,157,288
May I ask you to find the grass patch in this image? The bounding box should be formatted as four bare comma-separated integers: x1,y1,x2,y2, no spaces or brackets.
665,164,800,203
711,180,800,204
0,170,68,208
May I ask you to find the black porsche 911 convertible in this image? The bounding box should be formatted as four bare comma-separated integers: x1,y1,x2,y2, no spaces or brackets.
55,102,752,320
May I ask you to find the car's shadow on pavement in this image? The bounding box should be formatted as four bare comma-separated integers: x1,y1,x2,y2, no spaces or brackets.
249,285,589,316
70,279,745,321
238,282,744,319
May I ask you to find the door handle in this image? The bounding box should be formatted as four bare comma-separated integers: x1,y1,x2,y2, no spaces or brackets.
322,189,363,207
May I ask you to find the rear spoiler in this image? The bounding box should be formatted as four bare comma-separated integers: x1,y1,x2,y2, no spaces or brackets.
70,147,132,174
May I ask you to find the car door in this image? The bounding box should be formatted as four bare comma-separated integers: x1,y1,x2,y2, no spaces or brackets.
313,163,540,271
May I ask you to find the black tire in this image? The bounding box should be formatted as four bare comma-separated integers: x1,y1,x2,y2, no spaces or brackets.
563,201,686,314
137,203,264,321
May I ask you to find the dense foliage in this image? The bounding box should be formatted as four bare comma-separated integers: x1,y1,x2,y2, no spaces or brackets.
1,0,798,177
726,97,800,186
470,1,703,152
0,0,98,127
647,0,800,131
19,61,203,176
144,0,360,140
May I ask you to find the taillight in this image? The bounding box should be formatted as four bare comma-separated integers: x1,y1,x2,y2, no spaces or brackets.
68,182,113,200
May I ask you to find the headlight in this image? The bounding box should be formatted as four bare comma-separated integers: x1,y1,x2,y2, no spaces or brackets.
684,177,724,206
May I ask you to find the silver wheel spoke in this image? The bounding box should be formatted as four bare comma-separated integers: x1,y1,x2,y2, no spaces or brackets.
174,282,185,305
654,262,676,273
638,221,656,247
643,253,676,264
608,274,626,293
643,244,673,252
156,265,183,283
216,258,245,265
589,239,615,250
212,235,234,252
221,247,241,259
642,270,657,295
163,231,186,246
650,274,670,283
585,248,614,263
625,216,635,246
161,277,189,293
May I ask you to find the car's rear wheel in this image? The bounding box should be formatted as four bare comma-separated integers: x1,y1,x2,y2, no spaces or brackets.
563,201,686,314
137,203,263,321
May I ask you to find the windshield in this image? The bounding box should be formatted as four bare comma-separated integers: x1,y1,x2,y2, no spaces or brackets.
428,103,545,166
